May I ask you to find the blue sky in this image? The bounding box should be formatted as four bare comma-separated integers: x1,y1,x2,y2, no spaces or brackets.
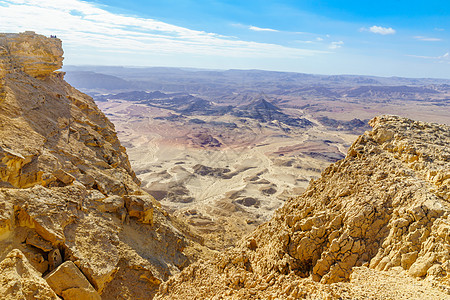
0,0,449,78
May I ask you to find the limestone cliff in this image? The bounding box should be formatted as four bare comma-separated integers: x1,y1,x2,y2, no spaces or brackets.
157,115,450,299
0,31,63,79
0,32,191,299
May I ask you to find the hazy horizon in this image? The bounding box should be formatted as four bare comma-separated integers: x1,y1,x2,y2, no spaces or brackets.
64,64,450,81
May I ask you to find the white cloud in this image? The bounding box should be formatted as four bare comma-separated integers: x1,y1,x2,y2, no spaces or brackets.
294,40,314,44
414,36,442,42
407,52,450,64
369,26,396,35
248,26,279,32
0,0,327,65
295,37,325,44
329,41,344,49
235,24,310,35
360,26,396,35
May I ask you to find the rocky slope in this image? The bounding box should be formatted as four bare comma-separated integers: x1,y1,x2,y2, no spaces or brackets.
156,115,450,299
0,32,194,299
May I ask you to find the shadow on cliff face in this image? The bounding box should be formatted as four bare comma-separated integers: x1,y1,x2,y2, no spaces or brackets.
0,73,71,188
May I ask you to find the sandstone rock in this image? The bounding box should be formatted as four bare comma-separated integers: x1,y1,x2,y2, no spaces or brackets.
48,248,63,271
442,261,450,275
20,247,49,274
125,195,157,225
96,195,124,213
52,169,76,185
0,249,58,299
0,31,63,78
408,253,436,277
0,32,141,194
44,261,101,300
25,231,53,252
401,251,418,270
427,264,444,277
0,200,14,241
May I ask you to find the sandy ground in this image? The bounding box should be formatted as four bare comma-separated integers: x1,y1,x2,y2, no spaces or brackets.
335,267,450,299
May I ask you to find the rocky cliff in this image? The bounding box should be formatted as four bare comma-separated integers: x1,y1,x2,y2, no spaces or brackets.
0,31,63,79
157,115,450,299
0,32,193,299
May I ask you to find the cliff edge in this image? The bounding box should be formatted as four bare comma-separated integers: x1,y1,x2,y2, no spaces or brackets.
0,31,63,79
0,32,192,299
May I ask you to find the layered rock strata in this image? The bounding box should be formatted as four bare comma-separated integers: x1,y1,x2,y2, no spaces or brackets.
0,31,63,79
0,32,192,299
157,115,450,299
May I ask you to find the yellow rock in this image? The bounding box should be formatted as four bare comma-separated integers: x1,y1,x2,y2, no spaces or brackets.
44,261,101,300
0,31,63,78
0,249,59,300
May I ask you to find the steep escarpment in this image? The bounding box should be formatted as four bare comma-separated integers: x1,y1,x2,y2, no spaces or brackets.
157,115,450,299
0,32,138,192
0,32,192,299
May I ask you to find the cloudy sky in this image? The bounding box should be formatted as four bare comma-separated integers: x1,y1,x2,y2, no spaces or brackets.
0,0,449,78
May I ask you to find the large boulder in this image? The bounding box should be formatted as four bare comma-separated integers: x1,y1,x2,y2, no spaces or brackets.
0,249,58,300
44,261,101,300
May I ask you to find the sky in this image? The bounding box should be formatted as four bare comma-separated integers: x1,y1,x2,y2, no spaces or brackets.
0,0,449,78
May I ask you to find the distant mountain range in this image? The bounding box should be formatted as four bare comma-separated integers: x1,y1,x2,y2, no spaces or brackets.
64,66,450,87
64,66,450,105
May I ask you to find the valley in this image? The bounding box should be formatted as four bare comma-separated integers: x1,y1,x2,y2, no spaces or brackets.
65,66,450,249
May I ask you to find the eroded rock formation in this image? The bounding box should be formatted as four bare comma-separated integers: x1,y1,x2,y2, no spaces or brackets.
0,31,63,79
156,115,450,299
0,32,193,299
